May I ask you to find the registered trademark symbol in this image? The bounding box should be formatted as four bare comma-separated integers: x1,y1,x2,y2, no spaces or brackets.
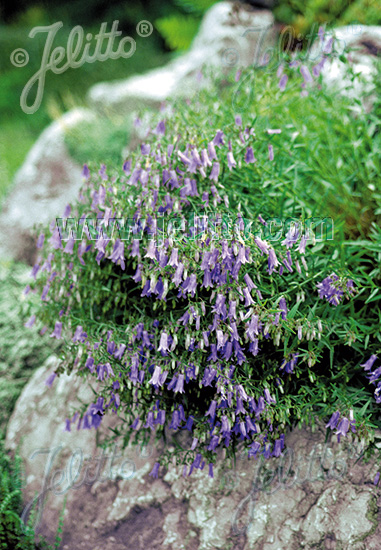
136,20,153,38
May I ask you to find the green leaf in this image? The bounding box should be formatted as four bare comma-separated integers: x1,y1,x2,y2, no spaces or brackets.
174,0,218,15
155,15,201,51
287,299,301,319
365,287,381,304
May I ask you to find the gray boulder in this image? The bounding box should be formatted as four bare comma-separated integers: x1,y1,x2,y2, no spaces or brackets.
310,25,381,112
6,357,381,550
0,108,92,264
88,2,276,114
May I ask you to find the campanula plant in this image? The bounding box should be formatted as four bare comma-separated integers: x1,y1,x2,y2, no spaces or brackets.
24,41,381,477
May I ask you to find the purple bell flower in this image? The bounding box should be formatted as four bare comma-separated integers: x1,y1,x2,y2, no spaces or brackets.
36,233,45,249
245,147,256,164
158,332,169,355
326,411,340,430
109,239,125,270
361,354,378,371
45,372,57,388
149,462,160,478
213,129,225,147
24,315,36,328
300,65,313,83
149,366,161,386
268,248,279,274
50,321,62,339
49,227,62,250
206,400,217,420
209,162,220,182
279,74,288,91
227,151,237,171
174,373,185,394
82,164,90,179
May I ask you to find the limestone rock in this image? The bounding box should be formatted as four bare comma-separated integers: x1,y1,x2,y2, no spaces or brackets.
5,359,381,550
311,25,381,111
88,2,276,114
0,109,92,264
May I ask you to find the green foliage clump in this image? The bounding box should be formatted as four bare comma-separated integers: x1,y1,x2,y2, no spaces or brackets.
0,261,61,439
26,47,381,478
0,440,64,550
156,0,381,52
0,441,26,549
156,14,202,51
274,0,381,37
64,114,131,168
156,0,217,50
155,0,219,51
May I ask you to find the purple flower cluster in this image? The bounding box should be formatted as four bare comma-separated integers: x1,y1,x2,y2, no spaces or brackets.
317,273,355,306
275,29,332,97
360,355,381,403
280,353,298,374
325,410,356,443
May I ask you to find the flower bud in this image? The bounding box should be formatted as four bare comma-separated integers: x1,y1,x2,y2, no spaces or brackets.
185,333,191,349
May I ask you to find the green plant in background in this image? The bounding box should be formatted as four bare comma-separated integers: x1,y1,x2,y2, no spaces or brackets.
0,439,64,549
64,114,131,168
0,261,61,439
0,440,25,549
155,0,381,53
274,0,381,37
156,0,219,51
339,0,381,26
155,14,201,51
